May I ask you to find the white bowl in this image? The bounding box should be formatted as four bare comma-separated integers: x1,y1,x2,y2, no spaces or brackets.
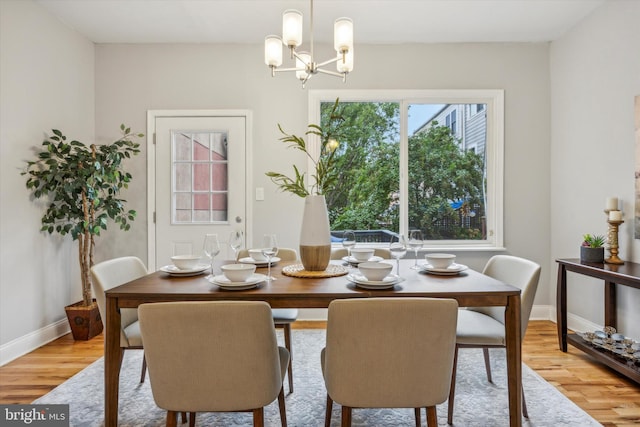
171,254,201,270
351,248,375,261
221,263,256,282
358,262,393,281
425,253,456,269
248,249,267,262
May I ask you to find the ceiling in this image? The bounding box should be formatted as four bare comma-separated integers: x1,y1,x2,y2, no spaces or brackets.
34,0,605,45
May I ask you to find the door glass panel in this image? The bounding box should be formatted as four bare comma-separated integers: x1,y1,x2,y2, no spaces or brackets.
171,130,229,224
174,133,192,161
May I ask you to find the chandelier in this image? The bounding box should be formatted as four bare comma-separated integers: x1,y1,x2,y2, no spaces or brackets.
264,0,354,88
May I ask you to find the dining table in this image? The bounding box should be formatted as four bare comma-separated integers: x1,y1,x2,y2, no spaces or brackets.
104,258,523,427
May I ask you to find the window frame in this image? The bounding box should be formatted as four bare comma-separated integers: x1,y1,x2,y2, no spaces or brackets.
308,89,505,251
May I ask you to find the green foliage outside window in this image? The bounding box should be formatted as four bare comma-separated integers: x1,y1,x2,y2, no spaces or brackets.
321,101,485,240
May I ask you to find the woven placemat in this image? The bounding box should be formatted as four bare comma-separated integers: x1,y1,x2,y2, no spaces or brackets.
282,263,348,278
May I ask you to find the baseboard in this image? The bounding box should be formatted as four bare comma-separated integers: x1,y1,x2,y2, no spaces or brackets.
533,304,603,332
0,319,70,367
0,304,603,366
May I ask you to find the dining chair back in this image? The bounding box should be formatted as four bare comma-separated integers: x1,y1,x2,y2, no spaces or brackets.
330,248,348,260
237,247,298,394
447,254,541,424
373,248,391,259
90,256,148,382
331,247,391,260
139,301,289,427
322,297,458,427
236,248,297,261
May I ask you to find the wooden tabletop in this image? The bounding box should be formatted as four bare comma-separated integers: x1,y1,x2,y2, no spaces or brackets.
105,259,524,427
107,260,520,309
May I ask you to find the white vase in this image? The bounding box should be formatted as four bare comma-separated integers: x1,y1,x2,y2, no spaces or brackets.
299,195,331,271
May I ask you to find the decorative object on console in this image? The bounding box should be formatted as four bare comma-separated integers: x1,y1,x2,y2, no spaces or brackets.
22,125,142,340
578,326,639,365
266,100,344,272
264,0,353,87
580,234,605,263
604,198,625,264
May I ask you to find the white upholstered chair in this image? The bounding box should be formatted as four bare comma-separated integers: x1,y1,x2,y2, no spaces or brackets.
331,247,391,260
330,248,348,260
90,256,148,383
139,301,289,427
237,247,298,393
447,255,541,424
322,298,459,427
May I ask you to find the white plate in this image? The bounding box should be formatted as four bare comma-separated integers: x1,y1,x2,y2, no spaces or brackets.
160,264,209,276
342,255,384,265
238,257,281,267
208,273,266,290
346,273,403,289
420,263,468,275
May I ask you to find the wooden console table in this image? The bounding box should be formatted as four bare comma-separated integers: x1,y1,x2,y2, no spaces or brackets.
556,258,640,383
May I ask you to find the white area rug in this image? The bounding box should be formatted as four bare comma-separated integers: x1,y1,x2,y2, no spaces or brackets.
35,329,601,426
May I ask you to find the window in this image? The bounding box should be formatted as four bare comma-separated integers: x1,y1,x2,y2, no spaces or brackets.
172,130,228,223
308,90,504,250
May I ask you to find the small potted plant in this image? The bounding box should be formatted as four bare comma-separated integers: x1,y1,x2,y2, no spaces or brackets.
580,233,606,263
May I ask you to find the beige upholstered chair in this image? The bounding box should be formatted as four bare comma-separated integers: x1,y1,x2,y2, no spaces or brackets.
447,255,541,424
90,256,148,383
139,301,289,427
331,247,391,260
237,247,298,393
322,298,459,427
330,248,348,260
373,248,391,259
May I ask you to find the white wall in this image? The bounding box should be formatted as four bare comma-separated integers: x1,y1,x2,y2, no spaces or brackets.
92,42,551,318
0,0,95,362
550,1,640,337
12,0,639,361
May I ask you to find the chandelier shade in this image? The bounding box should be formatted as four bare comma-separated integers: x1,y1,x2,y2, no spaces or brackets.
264,0,354,87
333,18,353,53
264,36,283,67
282,10,303,47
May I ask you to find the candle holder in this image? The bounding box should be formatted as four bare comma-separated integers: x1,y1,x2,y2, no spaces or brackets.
605,217,624,265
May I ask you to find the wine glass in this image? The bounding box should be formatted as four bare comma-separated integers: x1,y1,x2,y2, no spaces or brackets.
229,230,244,260
203,234,220,278
389,234,407,276
342,230,356,261
262,234,279,282
408,230,424,270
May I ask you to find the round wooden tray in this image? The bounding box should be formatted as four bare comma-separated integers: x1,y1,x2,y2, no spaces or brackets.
282,263,348,278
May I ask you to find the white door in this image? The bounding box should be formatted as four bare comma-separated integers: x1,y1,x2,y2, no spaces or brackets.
151,114,248,269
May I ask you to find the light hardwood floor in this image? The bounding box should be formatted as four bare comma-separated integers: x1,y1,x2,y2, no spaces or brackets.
0,321,638,426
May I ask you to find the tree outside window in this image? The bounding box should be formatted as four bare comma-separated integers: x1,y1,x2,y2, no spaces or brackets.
310,89,504,249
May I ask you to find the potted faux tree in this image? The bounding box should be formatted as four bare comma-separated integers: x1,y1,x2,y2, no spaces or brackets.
580,233,606,263
23,124,142,340
266,99,342,271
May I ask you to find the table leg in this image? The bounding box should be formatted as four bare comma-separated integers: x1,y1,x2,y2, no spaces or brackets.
556,264,567,351
105,296,123,427
604,281,617,329
505,294,522,427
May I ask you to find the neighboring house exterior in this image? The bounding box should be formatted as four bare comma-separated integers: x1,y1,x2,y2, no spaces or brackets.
413,103,487,158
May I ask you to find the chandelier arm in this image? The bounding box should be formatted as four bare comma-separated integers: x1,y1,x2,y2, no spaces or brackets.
272,66,307,73
316,68,347,78
315,55,342,68
291,50,312,68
